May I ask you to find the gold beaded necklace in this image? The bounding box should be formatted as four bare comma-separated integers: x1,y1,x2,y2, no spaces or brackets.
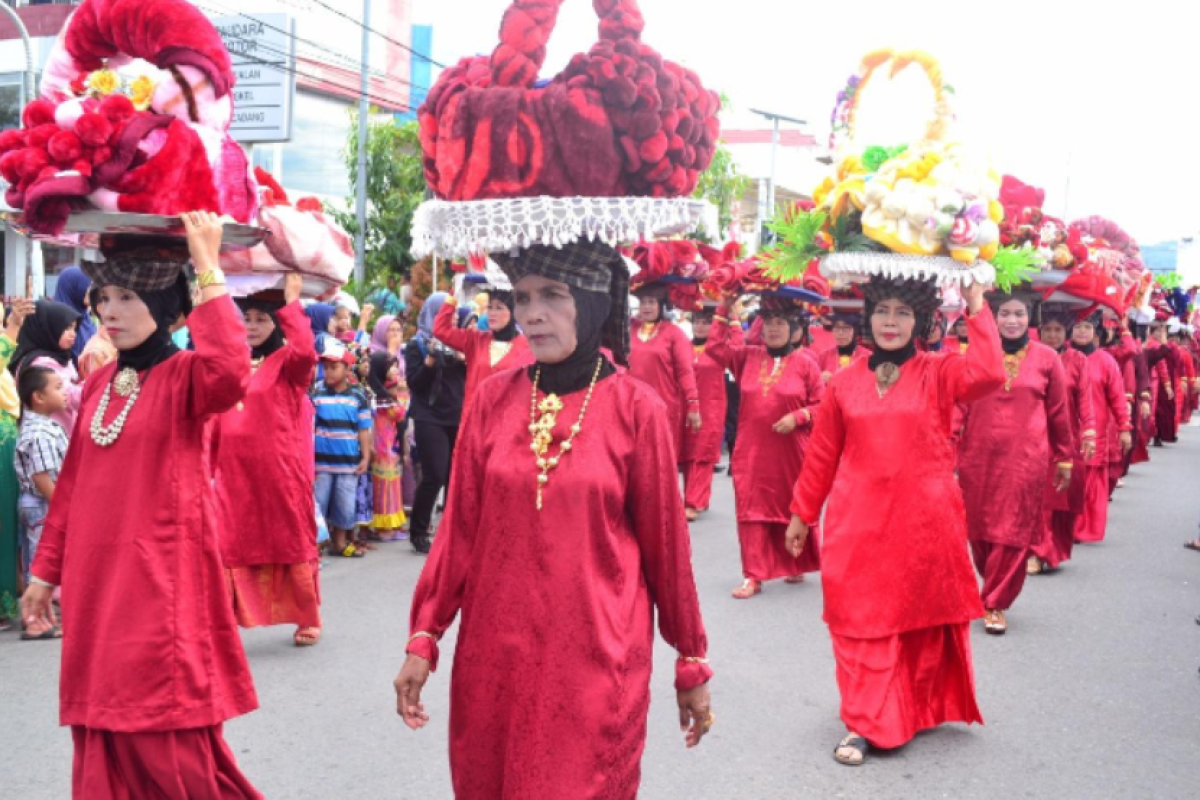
528,357,605,511
1002,345,1029,392
637,321,660,342
757,352,791,397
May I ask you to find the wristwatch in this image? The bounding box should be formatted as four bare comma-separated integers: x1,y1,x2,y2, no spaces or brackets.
196,268,226,289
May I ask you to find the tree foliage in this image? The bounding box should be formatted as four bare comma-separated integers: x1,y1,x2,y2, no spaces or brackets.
691,96,751,243
334,111,427,296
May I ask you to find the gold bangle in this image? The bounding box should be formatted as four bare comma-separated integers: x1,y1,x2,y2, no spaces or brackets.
713,315,729,324
196,268,226,289
407,631,435,647
1056,462,1073,470
678,654,710,665
29,575,54,589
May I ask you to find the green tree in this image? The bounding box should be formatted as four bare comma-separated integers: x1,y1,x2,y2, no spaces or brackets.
692,96,750,243
334,111,427,296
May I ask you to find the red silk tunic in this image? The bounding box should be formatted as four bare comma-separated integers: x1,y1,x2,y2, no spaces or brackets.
957,341,1074,549
816,344,871,382
32,297,258,732
706,319,824,525
216,301,318,567
680,325,742,465
627,319,699,460
1083,347,1132,466
1046,347,1095,514
433,300,532,419
406,370,711,798
791,307,1006,639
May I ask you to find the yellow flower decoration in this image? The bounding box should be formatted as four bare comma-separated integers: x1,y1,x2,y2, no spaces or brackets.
86,69,120,97
129,75,156,111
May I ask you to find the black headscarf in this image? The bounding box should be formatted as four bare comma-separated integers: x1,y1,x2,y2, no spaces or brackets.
759,307,801,359
9,299,80,375
368,350,398,403
488,290,519,343
1070,311,1103,355
534,287,616,396
692,308,715,346
236,296,285,359
861,277,939,371
111,273,192,372
634,283,671,323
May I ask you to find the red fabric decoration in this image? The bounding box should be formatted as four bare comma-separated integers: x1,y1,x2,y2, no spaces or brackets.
99,93,137,125
419,0,719,201
67,0,235,97
22,99,56,129
108,119,220,216
75,112,114,147
0,128,25,155
48,130,83,165
295,197,323,214
254,166,291,207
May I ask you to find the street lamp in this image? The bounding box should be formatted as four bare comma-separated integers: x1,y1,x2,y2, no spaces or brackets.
749,108,806,223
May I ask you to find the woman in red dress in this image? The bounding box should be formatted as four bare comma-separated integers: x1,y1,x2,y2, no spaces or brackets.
393,240,713,798
21,212,261,798
628,283,701,462
432,284,531,420
217,273,322,647
787,277,1004,765
1072,311,1133,543
1145,318,1178,446
1028,307,1096,574
679,303,741,521
956,293,1073,634
707,295,824,599
816,311,871,383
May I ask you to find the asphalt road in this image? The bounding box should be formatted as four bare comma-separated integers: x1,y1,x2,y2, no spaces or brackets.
3,424,1199,799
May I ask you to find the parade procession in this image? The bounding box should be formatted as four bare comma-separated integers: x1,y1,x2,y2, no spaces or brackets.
1,1,1198,798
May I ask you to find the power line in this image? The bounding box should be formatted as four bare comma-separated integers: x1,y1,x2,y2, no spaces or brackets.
195,1,429,93
193,5,417,110
306,0,446,69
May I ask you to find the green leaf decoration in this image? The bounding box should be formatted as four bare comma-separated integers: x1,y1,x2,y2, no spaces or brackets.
760,209,828,282
861,144,908,174
1156,272,1182,291
830,211,887,254
991,244,1044,292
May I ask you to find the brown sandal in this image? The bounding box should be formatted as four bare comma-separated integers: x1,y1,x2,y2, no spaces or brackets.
731,579,762,599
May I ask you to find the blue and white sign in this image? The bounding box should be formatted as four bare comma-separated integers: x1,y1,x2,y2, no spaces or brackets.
212,13,296,143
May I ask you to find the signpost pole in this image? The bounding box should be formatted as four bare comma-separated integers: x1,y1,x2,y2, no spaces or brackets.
354,0,370,287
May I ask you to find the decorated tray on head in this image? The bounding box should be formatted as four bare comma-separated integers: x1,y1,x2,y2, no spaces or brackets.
410,0,721,261
761,49,1028,292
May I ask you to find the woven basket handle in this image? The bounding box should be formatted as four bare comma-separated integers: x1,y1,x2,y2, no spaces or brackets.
834,49,950,154
490,0,645,88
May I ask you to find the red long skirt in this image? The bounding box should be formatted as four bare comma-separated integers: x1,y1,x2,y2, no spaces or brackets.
737,521,820,581
226,560,321,629
72,725,261,799
682,460,716,512
1032,510,1076,569
970,540,1028,610
831,623,983,749
1074,465,1110,544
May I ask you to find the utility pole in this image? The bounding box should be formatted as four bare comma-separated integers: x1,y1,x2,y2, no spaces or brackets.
749,109,806,245
354,0,370,286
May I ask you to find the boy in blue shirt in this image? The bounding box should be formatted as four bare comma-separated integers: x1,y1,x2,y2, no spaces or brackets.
312,338,372,557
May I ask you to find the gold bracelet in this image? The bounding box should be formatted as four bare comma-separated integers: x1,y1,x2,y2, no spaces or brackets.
713,315,729,324
678,654,710,665
29,575,54,589
407,631,436,647
196,268,226,289
1056,462,1073,470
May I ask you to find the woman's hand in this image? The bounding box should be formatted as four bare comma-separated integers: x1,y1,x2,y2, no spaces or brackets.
785,516,809,558
4,297,34,339
1054,464,1073,493
677,683,713,749
1140,400,1152,420
20,583,56,633
181,210,224,274
963,281,988,316
359,303,376,332
1119,431,1133,453
1081,438,1096,461
772,413,798,435
687,409,702,433
284,273,303,305
394,654,432,730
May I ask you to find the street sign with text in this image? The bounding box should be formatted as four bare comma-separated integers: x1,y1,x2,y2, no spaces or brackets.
213,13,296,143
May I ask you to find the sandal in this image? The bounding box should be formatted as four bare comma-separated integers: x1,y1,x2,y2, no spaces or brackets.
833,733,869,766
330,544,364,558
731,579,762,600
1184,541,1200,552
685,508,700,522
984,609,1007,635
21,625,62,641
294,627,321,647
784,574,806,584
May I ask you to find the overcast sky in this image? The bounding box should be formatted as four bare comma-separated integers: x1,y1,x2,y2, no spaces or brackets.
410,0,1198,246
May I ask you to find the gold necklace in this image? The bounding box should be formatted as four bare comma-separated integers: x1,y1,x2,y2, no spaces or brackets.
528,358,604,511
1002,345,1028,392
758,352,791,396
637,322,660,342
91,368,141,447
875,362,901,398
